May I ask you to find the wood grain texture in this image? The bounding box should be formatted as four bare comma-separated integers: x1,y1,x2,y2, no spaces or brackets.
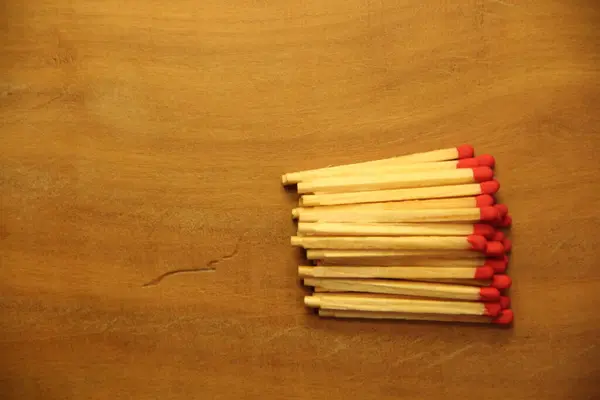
1,1,599,399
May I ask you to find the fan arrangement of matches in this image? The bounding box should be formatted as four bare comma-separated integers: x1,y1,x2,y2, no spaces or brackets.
283,145,513,326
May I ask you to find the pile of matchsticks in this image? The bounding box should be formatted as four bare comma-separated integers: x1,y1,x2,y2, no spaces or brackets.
283,145,513,326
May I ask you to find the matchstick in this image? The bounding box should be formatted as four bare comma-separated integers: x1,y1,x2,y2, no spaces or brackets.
291,235,505,256
299,265,495,280
304,293,501,316
304,278,500,301
300,180,500,206
306,249,488,260
283,155,495,185
291,194,495,219
315,255,509,273
281,145,475,185
297,222,496,239
297,206,499,223
413,274,512,289
297,167,494,194
317,309,513,325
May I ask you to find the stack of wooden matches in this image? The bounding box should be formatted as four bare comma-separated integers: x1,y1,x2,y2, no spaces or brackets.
283,145,513,326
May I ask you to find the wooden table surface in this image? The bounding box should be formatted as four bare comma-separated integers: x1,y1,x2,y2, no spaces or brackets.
2,1,599,399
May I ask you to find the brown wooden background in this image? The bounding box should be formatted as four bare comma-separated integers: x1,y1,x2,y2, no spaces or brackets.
2,1,599,399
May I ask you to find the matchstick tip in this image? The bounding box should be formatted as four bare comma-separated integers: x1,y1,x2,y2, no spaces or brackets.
456,158,480,168
475,194,495,207
499,296,511,309
502,238,513,253
485,241,505,256
304,296,320,308
474,266,495,280
467,235,488,252
472,166,494,183
497,214,512,228
476,154,495,168
485,257,508,273
473,223,495,239
492,309,514,325
480,179,500,194
491,275,512,290
479,206,500,221
494,204,509,218
281,174,289,185
483,302,502,317
291,208,299,219
492,231,505,242
479,287,501,301
457,144,475,159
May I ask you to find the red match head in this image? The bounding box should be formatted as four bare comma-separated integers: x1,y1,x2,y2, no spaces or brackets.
500,296,511,309
474,266,495,280
472,166,494,183
479,287,501,302
473,224,495,239
475,154,495,168
479,206,500,222
503,238,513,252
492,231,505,241
467,235,488,252
484,303,502,317
485,241,505,256
457,144,475,159
480,179,500,195
492,275,512,290
475,194,495,207
457,158,480,168
485,257,508,273
492,309,514,325
494,204,509,218
498,214,513,227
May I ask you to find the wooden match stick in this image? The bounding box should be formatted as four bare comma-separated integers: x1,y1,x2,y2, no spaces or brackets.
298,222,496,239
299,265,494,280
291,235,506,256
297,167,493,194
298,206,499,223
306,249,488,260
281,145,475,185
300,181,500,206
291,194,495,218
303,277,500,301
317,309,513,325
283,155,495,185
304,293,501,316
412,275,512,289
315,255,509,273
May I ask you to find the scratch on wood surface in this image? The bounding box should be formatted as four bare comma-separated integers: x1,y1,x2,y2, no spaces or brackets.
393,351,430,366
548,237,568,257
319,336,361,359
263,326,302,344
485,0,516,6
418,344,475,371
141,236,242,287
